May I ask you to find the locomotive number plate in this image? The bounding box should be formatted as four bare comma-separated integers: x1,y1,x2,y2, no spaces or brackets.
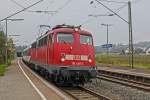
65,55,88,61
81,55,88,61
73,55,81,60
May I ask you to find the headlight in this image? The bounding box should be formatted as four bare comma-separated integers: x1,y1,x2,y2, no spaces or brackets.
61,58,65,62
61,53,65,62
88,55,92,63
88,58,92,63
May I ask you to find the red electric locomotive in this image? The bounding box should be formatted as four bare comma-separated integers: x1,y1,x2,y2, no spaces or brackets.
23,25,97,85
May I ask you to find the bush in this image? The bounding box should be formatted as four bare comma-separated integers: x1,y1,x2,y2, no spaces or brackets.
7,59,12,65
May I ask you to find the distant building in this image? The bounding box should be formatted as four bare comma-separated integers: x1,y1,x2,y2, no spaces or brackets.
123,47,146,55
124,48,129,54
145,47,150,55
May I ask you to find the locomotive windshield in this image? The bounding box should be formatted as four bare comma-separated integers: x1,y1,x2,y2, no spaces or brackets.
57,32,74,43
80,34,93,45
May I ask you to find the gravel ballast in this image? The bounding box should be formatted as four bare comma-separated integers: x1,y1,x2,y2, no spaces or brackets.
84,79,150,100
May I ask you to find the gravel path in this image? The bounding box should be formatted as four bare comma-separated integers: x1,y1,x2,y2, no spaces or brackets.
84,79,150,100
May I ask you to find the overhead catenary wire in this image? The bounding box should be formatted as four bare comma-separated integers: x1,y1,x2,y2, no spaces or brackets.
93,0,144,23
99,0,144,5
9,0,55,36
47,0,72,18
44,0,55,11
56,0,72,11
10,0,25,8
0,0,44,21
93,0,129,23
81,1,127,26
81,17,95,26
115,3,128,13
43,0,73,26
99,0,127,4
9,0,56,14
21,0,34,7
96,0,143,14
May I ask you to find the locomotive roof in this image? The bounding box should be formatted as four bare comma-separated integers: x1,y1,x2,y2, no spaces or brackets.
52,27,92,35
52,24,92,35
37,25,92,40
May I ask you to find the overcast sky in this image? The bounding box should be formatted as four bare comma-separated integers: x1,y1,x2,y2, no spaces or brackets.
0,0,149,46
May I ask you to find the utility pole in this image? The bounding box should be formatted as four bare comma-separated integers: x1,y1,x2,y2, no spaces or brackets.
5,19,24,65
5,19,8,65
0,0,43,65
128,1,134,68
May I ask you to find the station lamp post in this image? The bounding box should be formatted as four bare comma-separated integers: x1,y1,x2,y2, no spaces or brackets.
9,34,20,37
101,24,113,57
88,14,113,63
5,18,24,65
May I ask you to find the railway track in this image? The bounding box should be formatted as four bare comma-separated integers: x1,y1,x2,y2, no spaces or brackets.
61,86,111,100
22,60,111,100
97,72,150,92
98,70,150,84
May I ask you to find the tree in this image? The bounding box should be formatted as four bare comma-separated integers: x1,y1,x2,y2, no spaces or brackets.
7,38,15,60
0,31,5,63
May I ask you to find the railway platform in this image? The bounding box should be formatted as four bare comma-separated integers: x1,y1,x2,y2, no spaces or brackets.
97,65,150,78
0,59,66,100
0,60,42,100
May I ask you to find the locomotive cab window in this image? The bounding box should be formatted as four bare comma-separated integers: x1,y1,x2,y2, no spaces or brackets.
80,34,93,45
57,32,74,43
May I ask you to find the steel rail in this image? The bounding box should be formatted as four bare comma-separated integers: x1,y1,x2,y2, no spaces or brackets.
98,70,150,84
61,86,111,100
98,73,150,87
97,75,150,92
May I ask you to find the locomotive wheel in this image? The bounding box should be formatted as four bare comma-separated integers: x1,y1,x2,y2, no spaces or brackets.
44,71,49,80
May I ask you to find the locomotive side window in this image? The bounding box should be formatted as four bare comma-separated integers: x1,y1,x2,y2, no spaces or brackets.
57,32,74,43
38,39,42,47
80,34,93,45
43,36,47,46
31,42,36,48
37,35,48,47
49,33,53,46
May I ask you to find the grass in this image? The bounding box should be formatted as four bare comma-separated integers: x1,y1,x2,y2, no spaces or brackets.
0,58,12,76
95,54,150,69
0,64,7,76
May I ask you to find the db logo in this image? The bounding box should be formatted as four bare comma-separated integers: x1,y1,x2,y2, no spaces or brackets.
72,62,83,65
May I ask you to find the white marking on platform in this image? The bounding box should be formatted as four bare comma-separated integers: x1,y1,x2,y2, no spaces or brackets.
18,60,47,100
20,60,69,100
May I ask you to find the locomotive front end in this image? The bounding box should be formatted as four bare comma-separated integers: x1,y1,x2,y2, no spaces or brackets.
53,26,97,84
